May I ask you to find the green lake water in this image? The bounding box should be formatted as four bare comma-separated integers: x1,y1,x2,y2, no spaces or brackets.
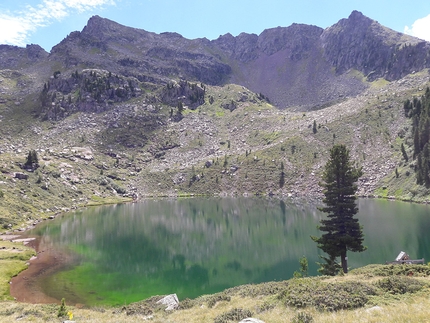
25,197,430,306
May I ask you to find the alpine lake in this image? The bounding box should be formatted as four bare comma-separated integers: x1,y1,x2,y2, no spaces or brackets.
18,197,430,306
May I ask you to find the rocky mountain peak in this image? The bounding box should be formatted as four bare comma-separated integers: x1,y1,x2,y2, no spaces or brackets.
348,10,372,23
82,15,114,35
257,23,323,56
25,44,48,60
321,11,430,81
0,44,48,69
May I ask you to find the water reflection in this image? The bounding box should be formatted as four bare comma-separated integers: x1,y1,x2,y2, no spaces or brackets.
27,197,430,306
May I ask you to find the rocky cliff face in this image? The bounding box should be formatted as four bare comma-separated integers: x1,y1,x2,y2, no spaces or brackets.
0,44,47,69
321,10,430,81
49,15,232,86
1,11,430,111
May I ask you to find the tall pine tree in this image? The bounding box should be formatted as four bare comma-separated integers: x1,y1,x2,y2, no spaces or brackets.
312,144,366,274
405,87,430,186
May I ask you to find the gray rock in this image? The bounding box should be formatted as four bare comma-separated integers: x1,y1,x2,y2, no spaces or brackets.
14,172,28,180
239,318,265,323
156,293,179,311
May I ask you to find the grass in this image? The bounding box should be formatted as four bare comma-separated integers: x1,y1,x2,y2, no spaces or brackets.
87,195,132,206
0,241,35,301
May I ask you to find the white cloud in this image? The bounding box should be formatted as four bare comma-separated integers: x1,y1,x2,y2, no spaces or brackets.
0,0,116,47
404,14,430,42
0,14,34,46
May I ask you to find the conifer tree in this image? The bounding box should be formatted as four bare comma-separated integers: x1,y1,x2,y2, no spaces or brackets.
25,149,39,169
405,87,430,185
312,144,365,274
401,143,408,162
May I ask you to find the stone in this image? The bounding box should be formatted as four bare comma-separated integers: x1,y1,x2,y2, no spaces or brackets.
230,165,239,173
366,306,383,313
156,294,179,311
14,172,28,180
239,318,266,323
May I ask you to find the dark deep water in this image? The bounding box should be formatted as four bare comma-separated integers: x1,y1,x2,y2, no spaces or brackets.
24,197,430,306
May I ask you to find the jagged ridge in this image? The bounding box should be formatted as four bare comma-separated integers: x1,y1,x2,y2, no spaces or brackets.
34,11,430,109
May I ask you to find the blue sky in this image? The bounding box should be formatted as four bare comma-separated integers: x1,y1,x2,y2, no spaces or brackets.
1,0,430,52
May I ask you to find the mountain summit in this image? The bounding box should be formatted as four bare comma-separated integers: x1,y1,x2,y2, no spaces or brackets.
322,10,428,81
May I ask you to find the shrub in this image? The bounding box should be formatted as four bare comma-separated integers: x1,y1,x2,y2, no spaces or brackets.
256,300,276,313
292,312,314,323
280,279,375,311
351,264,430,277
178,298,195,310
207,293,231,308
24,150,39,169
310,281,374,311
376,276,426,294
213,308,253,323
57,298,67,318
228,281,289,298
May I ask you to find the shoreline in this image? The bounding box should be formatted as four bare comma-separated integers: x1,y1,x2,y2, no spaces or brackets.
9,236,76,305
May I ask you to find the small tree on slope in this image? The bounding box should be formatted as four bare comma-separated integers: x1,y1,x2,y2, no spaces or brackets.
312,144,366,274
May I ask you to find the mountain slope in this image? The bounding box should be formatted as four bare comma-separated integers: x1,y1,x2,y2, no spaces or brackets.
41,11,430,109
0,11,430,230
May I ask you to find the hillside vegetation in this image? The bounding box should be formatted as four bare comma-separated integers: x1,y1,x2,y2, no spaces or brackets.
1,68,430,232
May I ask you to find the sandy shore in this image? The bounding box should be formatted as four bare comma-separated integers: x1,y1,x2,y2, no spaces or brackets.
10,237,73,304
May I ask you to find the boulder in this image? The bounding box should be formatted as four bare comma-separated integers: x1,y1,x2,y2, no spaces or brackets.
156,294,179,311
14,172,28,180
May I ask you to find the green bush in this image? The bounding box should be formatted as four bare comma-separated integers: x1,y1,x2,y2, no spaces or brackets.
376,276,426,294
292,312,314,323
213,308,253,323
207,293,231,308
111,183,127,194
57,298,67,318
256,300,276,313
178,298,196,310
280,279,375,311
351,264,430,277
228,281,290,298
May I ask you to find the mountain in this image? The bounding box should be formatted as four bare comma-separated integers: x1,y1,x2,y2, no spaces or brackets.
0,11,430,229
39,10,430,110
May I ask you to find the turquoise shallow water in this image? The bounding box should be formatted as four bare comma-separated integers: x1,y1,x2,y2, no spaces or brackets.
25,197,430,306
